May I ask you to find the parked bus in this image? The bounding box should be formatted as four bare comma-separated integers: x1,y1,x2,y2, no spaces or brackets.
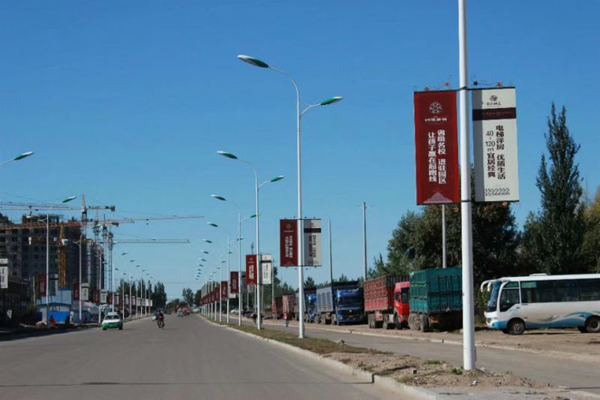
481,273,600,335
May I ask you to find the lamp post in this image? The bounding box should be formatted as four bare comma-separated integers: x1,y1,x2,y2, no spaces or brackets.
218,150,285,329
45,195,77,321
211,194,258,325
0,151,34,168
237,54,342,337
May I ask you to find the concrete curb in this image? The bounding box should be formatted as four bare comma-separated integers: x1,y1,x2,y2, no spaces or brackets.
199,315,439,400
257,319,600,364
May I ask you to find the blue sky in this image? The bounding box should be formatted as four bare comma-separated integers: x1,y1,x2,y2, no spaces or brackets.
1,1,599,299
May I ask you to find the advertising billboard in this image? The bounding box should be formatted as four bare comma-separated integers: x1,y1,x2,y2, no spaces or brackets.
303,219,322,266
280,219,298,266
472,87,519,202
246,255,257,285
230,271,239,295
414,90,460,204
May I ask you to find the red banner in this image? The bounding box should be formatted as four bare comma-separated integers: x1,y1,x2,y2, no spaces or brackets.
221,281,227,298
107,292,113,305
280,219,298,266
230,272,239,294
72,283,79,301
414,90,460,204
93,289,100,305
246,255,257,285
37,274,46,297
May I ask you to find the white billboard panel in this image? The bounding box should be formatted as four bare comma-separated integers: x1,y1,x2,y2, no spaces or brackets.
472,88,519,202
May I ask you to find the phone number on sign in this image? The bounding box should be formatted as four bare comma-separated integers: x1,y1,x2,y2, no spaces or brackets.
485,188,511,197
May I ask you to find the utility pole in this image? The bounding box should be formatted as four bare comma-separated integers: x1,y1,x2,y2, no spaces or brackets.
328,220,333,283
458,0,476,370
362,202,368,281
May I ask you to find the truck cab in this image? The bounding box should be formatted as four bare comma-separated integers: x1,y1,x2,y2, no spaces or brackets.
305,294,317,322
393,282,410,328
335,288,364,325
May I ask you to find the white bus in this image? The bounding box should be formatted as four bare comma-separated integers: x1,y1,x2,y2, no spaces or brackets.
481,273,600,335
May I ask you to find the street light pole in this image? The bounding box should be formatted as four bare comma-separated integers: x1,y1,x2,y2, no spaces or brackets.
458,0,476,370
237,54,342,338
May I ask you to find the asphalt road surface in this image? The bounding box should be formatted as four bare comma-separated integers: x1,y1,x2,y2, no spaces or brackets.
0,315,396,400
245,317,600,395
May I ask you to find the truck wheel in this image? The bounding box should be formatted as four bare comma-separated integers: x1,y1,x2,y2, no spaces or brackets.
408,314,419,331
367,314,374,329
333,315,337,325
420,314,430,332
394,313,402,330
508,318,525,335
585,316,600,333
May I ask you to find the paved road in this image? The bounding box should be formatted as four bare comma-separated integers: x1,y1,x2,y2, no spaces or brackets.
0,315,396,400
236,317,600,395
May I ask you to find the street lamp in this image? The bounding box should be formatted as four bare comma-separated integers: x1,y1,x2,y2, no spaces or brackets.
210,193,256,326
43,195,77,321
203,239,213,244
0,151,35,168
217,151,285,330
237,54,342,338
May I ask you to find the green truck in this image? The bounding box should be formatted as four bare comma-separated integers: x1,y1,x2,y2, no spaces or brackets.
406,267,462,332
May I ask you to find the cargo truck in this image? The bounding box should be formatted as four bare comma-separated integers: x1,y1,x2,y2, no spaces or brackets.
295,288,317,321
364,275,409,329
282,294,296,319
404,267,462,332
316,282,363,325
305,293,318,323
271,296,283,319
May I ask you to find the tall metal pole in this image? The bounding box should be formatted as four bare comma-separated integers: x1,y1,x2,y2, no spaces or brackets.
129,278,132,318
45,213,50,320
227,238,231,324
458,0,476,370
442,205,447,269
328,220,333,283
219,263,222,322
79,234,83,322
295,80,306,339
362,202,368,281
122,274,125,318
255,173,262,330
238,213,242,326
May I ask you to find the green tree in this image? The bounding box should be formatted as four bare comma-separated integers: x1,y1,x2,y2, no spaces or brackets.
182,288,194,305
150,282,167,309
522,104,586,274
583,188,600,271
304,276,316,288
379,178,521,283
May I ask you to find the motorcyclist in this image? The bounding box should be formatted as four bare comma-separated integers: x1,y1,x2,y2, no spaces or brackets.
157,310,165,328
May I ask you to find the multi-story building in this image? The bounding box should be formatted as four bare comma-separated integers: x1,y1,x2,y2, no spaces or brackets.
0,213,103,290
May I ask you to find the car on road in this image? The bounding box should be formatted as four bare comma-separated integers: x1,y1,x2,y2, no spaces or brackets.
102,312,123,330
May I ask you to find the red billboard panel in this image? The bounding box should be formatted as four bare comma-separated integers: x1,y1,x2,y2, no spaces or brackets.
221,281,227,298
280,219,298,266
414,90,460,204
93,289,100,305
72,283,79,301
246,255,257,285
230,272,239,294
37,274,46,297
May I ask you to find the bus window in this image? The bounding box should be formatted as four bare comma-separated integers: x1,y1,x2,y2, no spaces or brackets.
500,287,520,312
487,281,501,312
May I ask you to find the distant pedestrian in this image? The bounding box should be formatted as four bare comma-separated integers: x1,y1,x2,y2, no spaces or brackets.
284,312,289,327
252,313,257,326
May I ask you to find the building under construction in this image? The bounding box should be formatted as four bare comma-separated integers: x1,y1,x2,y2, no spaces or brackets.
0,213,104,320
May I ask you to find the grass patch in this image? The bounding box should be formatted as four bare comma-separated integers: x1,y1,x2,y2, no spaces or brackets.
424,360,442,365
205,316,388,356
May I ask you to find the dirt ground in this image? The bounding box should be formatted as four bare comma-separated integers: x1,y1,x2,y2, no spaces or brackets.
263,318,600,363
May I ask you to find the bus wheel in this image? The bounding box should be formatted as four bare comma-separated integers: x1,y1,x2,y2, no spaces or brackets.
585,316,600,333
508,319,525,335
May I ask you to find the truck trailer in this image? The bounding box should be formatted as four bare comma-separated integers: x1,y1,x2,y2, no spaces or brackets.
271,296,283,319
316,282,363,325
295,288,317,322
405,267,462,332
364,275,409,329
